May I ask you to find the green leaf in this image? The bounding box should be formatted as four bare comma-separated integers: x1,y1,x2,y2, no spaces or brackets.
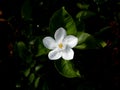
36,43,49,57
77,32,90,44
26,55,33,63
76,20,85,32
23,68,31,77
76,32,107,49
76,32,97,49
35,38,49,57
17,41,26,58
100,41,107,47
21,0,32,21
42,82,49,90
96,39,107,48
76,11,96,21
16,41,33,63
35,65,43,72
22,24,33,38
29,73,35,84
54,60,80,78
77,3,89,10
95,26,111,35
30,61,36,68
34,77,40,88
49,7,77,35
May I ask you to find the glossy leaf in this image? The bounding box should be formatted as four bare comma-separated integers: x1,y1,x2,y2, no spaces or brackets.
54,59,80,78
76,32,97,49
49,7,77,35
77,32,90,44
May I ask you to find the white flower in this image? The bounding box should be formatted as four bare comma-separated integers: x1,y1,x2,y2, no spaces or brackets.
43,27,78,60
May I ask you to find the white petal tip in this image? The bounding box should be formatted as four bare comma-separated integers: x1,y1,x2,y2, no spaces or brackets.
42,37,57,49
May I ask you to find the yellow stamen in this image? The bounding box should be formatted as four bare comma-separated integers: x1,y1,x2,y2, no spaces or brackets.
58,43,63,49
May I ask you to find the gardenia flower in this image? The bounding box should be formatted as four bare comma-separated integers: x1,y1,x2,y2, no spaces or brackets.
43,27,78,60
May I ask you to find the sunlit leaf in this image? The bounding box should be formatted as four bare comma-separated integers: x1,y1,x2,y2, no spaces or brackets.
49,7,77,35
54,59,80,78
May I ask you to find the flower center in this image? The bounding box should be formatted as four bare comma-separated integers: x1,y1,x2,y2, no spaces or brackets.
58,43,63,49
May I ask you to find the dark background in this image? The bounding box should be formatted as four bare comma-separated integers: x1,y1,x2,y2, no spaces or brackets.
0,0,120,89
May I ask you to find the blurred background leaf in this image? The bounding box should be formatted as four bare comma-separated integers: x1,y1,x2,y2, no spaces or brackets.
34,77,40,88
21,0,32,21
76,11,96,21
77,3,89,10
16,41,26,59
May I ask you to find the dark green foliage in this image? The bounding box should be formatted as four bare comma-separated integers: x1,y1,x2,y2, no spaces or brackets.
0,0,120,89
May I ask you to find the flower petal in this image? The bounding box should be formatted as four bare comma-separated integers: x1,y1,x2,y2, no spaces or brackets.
54,27,66,43
63,35,78,48
48,49,62,60
43,37,57,49
62,47,74,60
